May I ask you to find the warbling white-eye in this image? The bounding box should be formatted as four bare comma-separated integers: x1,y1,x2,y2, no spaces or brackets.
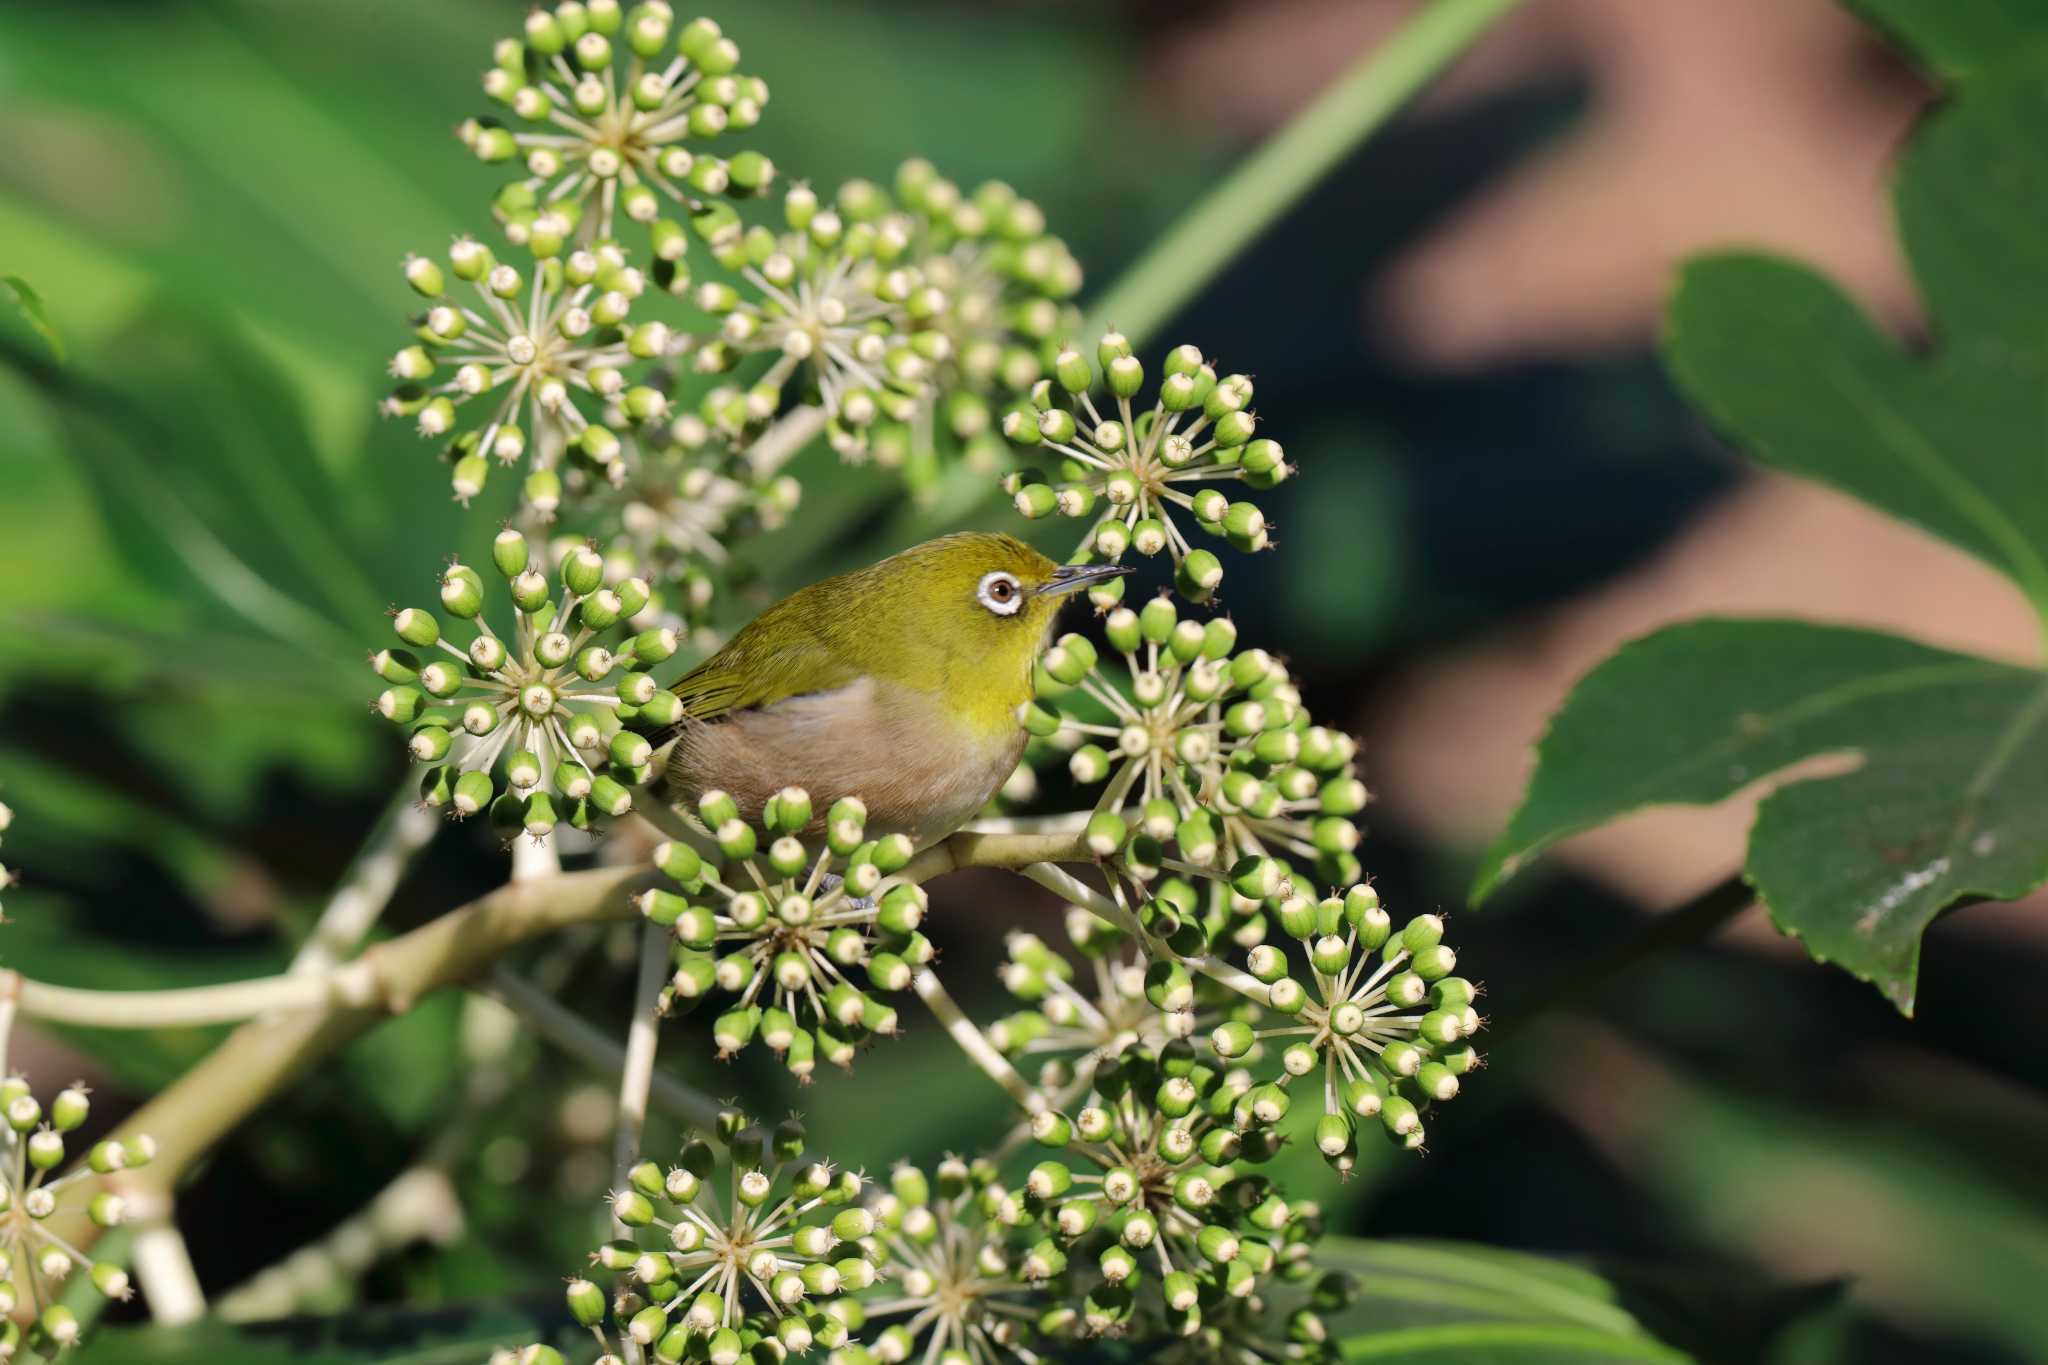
655,532,1128,840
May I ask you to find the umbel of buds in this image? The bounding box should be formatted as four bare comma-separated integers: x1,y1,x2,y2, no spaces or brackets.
1015,1040,1318,1343
577,1108,875,1361
373,532,680,837
0,1079,153,1357
465,5,773,254
1004,334,1290,601
1021,594,1369,933
688,182,946,460
638,787,932,1076
576,413,802,621
383,234,673,510
1210,888,1482,1168
832,159,1083,494
989,909,1180,1095
830,1158,1047,1364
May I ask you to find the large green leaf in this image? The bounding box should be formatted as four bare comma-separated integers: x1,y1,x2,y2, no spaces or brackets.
1321,1237,1836,1363
1323,1240,1685,1362
1661,49,2048,626
1476,26,2048,1010
1476,620,2048,1012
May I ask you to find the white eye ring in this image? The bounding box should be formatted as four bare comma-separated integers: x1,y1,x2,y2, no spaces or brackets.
977,571,1024,616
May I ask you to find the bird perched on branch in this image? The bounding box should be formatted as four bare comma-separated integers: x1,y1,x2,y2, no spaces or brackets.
652,533,1127,841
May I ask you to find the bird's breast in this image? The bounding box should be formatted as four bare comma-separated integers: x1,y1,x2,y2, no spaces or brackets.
666,676,1024,843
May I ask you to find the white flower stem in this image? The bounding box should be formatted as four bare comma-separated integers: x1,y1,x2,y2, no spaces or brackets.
612,924,669,1240
511,830,562,884
292,783,440,975
0,974,17,1075
912,968,1042,1116
745,404,826,479
131,1214,206,1325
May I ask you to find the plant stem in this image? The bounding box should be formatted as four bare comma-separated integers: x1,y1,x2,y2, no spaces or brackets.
511,830,562,883
80,865,653,1192
129,1216,206,1325
1019,862,1272,1006
610,926,670,1240
291,780,439,975
1490,874,1755,1040
18,973,343,1029
897,829,1092,884
1083,0,1526,346
745,404,827,479
489,968,721,1128
213,1168,460,1322
911,969,1043,1115
30,822,1075,1264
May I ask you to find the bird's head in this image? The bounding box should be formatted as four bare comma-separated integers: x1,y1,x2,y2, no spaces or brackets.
857,532,1128,712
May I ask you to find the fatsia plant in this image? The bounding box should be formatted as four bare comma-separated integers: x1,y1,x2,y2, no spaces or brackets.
1476,2,2048,1015
13,0,2020,1360
0,1,1545,1361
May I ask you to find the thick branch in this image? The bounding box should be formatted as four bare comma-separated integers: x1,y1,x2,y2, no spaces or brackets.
41,824,1096,1257
46,863,653,1260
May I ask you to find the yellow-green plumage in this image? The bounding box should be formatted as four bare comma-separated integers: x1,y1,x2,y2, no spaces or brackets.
659,532,1122,840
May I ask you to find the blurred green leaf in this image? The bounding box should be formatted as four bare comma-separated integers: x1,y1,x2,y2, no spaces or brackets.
1477,37,2048,1010
1474,621,2048,1013
1323,1238,1831,1362
1663,51,2048,626
3,274,63,361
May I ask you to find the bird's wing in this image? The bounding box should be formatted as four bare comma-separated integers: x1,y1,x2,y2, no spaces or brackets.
667,594,865,722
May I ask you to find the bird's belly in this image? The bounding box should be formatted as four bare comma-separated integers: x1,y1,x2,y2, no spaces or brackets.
667,677,1024,843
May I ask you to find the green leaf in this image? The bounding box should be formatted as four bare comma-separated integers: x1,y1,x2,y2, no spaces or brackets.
1475,620,2048,1013
1662,50,2048,628
2,274,63,361
1479,36,2048,1010
1321,1239,1695,1362
1846,0,2048,80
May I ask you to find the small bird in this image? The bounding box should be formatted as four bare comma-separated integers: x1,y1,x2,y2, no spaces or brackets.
654,533,1128,841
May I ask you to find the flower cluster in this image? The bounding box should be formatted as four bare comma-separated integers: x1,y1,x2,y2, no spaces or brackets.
836,1159,1047,1364
988,909,1177,1098
0,1079,152,1356
465,4,772,255
572,413,803,622
569,1109,874,1361
382,234,675,509
1004,335,1290,600
1012,1040,1319,1343
851,160,1082,488
1022,594,1369,917
373,531,679,837
688,183,942,459
639,787,933,1077
1210,890,1481,1168
684,161,1082,483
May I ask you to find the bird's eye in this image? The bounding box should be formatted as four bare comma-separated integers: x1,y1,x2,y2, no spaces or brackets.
977,571,1024,616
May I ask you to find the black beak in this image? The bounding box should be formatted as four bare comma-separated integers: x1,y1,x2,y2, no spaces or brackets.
1038,562,1133,597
